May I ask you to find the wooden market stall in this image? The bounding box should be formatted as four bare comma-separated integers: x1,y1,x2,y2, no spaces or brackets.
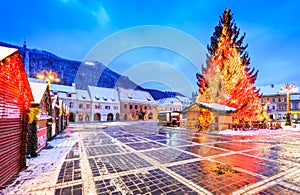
181,102,236,131
0,46,33,186
27,82,51,156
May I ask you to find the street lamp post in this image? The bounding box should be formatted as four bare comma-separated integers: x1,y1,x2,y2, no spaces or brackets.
36,70,60,140
36,70,60,90
280,83,298,126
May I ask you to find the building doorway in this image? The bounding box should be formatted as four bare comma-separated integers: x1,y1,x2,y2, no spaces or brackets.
107,113,113,121
94,113,101,121
69,113,75,122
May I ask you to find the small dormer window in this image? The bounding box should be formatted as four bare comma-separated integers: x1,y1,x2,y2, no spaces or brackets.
128,93,132,99
103,96,107,101
147,96,151,101
95,96,100,100
82,95,86,99
111,97,115,102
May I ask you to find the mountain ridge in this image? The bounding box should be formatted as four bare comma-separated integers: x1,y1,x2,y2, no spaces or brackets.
0,41,186,100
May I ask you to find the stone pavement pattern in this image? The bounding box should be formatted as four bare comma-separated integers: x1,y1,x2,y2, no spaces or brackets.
2,121,300,194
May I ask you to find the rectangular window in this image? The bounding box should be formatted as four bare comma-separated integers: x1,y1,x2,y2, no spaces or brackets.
69,102,74,108
95,104,102,109
284,97,287,102
260,98,264,103
266,98,270,101
272,98,275,103
105,106,110,110
86,104,90,109
67,93,72,98
144,106,147,110
124,104,127,109
113,106,118,110
278,114,281,119
293,104,298,109
278,98,281,102
272,106,275,110
278,105,282,110
79,103,83,109
284,105,287,110
129,104,133,109
135,105,138,109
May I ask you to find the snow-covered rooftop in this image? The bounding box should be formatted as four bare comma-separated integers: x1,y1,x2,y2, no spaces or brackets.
291,94,300,101
118,88,155,103
29,82,48,104
176,95,192,103
0,46,18,61
88,86,119,103
156,97,181,105
50,84,76,93
195,102,236,113
76,89,91,101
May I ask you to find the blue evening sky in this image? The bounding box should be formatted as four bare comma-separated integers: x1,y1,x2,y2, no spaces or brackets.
1,0,299,96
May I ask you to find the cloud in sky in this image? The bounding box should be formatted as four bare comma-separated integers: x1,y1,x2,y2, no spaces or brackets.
1,0,300,95
92,6,110,26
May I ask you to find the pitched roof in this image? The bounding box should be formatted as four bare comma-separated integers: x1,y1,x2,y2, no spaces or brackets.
29,82,48,104
50,83,76,93
118,88,155,103
182,102,236,113
76,89,91,101
156,97,181,105
88,86,119,103
195,102,236,112
0,46,17,61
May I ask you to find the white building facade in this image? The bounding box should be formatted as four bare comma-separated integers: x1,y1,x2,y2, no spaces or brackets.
88,86,120,122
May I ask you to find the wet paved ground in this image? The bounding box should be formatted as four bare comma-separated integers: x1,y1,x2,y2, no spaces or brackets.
54,122,300,195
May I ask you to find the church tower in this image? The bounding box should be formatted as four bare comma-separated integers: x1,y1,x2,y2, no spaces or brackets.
23,39,30,76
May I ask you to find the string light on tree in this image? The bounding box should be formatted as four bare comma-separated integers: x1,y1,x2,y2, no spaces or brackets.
196,8,266,126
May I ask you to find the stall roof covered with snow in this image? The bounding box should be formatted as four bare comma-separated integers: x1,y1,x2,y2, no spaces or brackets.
29,82,48,104
182,102,236,113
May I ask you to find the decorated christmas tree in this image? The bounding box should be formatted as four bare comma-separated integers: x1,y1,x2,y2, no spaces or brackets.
196,8,267,123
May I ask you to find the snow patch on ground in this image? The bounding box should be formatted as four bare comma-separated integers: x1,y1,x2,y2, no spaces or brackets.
0,132,79,195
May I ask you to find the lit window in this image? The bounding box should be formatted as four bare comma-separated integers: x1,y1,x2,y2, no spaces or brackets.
86,104,90,109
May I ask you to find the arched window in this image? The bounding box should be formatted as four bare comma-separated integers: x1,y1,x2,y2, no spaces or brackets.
94,113,101,121
107,113,113,121
116,113,120,121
